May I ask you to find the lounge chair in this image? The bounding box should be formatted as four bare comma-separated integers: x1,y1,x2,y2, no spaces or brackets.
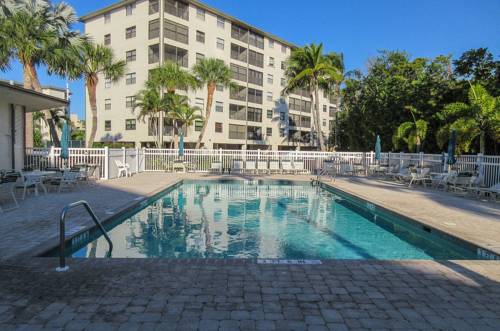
447,174,477,194
269,161,280,174
257,161,268,174
293,161,308,174
115,160,130,178
231,160,243,173
210,162,222,173
476,183,500,201
15,172,47,200
408,168,430,187
282,161,294,174
48,170,80,193
245,161,256,174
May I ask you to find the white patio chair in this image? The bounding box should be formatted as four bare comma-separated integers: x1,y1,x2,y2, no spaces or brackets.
15,173,47,200
210,162,222,173
282,161,294,174
245,161,257,174
257,161,268,174
476,183,500,201
408,168,430,187
269,161,280,174
0,182,19,213
231,160,243,173
293,161,308,174
115,160,130,178
48,170,81,193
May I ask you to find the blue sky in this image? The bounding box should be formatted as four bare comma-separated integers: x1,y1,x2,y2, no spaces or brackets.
2,0,499,120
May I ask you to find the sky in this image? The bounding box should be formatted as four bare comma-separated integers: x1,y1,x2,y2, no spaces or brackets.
2,0,499,120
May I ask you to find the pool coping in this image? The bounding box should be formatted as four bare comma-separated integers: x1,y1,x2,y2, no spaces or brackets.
320,180,500,260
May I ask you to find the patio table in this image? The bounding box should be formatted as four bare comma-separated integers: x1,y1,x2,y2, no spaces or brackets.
21,171,57,196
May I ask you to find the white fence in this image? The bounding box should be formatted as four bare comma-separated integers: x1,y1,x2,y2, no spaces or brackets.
23,148,500,187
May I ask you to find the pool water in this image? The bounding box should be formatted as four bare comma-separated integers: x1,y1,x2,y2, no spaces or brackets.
65,180,477,260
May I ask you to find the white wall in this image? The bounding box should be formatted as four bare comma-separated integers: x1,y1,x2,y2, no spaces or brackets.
0,101,25,170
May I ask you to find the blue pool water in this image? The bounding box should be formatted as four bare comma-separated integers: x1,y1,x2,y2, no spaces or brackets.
64,180,477,260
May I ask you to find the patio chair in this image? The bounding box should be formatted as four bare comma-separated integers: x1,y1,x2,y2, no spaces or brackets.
269,161,280,174
210,162,222,173
476,183,500,201
0,182,19,213
231,160,243,173
257,161,268,174
245,161,257,174
15,172,47,200
115,160,130,178
293,161,308,174
282,161,294,174
408,168,430,187
447,174,476,194
48,170,81,193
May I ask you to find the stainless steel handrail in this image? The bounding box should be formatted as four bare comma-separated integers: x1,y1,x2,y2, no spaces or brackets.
57,200,113,271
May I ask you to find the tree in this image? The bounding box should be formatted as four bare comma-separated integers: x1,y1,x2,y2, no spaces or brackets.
437,83,499,154
192,58,232,149
392,106,429,152
283,43,341,150
0,0,82,146
167,94,203,148
454,48,500,96
64,41,125,147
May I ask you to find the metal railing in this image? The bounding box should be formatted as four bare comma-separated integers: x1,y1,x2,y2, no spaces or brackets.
57,200,113,272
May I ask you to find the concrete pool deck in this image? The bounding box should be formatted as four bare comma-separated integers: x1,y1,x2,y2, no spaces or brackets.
0,172,500,330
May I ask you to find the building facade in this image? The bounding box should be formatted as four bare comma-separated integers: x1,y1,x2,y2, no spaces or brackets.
82,0,339,150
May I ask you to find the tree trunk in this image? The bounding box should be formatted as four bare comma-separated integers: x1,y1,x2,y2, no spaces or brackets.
23,62,61,147
196,82,216,149
86,76,99,148
313,85,325,151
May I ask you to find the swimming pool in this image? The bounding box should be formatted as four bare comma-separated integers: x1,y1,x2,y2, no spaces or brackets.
53,180,480,260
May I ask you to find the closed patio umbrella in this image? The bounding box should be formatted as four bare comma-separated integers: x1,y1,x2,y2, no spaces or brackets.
178,133,184,158
375,135,381,162
60,120,71,164
447,129,457,166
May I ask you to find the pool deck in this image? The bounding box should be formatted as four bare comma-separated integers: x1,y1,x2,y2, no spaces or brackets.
1,172,500,330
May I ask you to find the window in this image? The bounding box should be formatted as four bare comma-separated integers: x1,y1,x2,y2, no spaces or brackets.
280,111,286,121
281,61,285,70
149,19,160,39
104,78,111,88
125,119,136,130
266,127,272,136
165,0,189,20
164,45,188,67
104,99,111,110
126,2,135,16
196,7,205,20
267,74,273,84
247,88,262,104
149,0,159,14
266,91,273,101
216,38,224,50
164,19,188,44
329,106,336,117
229,124,245,139
196,30,205,43
230,64,247,82
215,101,223,112
126,96,136,108
231,44,247,62
104,34,111,45
301,116,311,128
281,78,285,87
230,85,246,101
126,49,136,62
216,84,223,92
231,24,248,43
104,120,111,131
267,109,273,119
104,13,111,24
248,69,263,86
196,53,205,63
148,44,159,64
229,104,246,121
269,57,275,67
217,16,225,28
269,39,274,48
281,44,287,53
126,72,136,85
247,107,262,122
195,97,204,109
249,31,264,49
323,119,326,126
323,105,327,113
194,120,203,131
247,126,262,140
248,50,263,68
125,26,136,39
215,122,223,133
279,128,285,137
289,97,311,113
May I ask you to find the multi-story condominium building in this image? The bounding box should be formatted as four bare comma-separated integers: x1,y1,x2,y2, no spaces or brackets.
81,0,339,150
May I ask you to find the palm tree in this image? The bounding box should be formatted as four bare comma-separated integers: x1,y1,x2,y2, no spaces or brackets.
393,106,429,152
437,83,499,154
166,94,203,148
0,0,82,146
134,83,168,148
283,43,342,151
64,41,126,147
192,58,232,149
322,52,345,148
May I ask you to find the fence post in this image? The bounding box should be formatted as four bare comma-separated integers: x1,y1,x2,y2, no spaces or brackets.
388,152,391,166
257,149,261,161
419,152,424,168
122,147,126,165
141,147,146,172
219,148,222,163
477,153,484,184
399,152,403,169
443,153,448,172
135,147,139,173
103,146,109,180
49,146,55,168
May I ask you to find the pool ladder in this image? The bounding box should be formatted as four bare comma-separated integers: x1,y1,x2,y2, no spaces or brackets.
57,200,113,272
